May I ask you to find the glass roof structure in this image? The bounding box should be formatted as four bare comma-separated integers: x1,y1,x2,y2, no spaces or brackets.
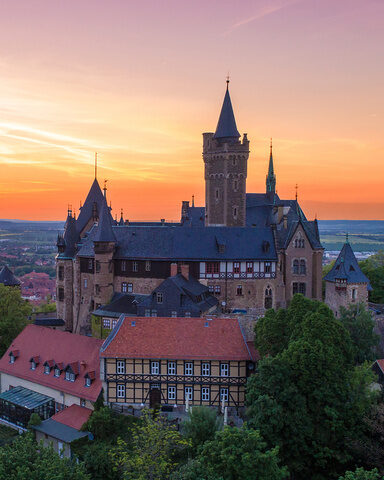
0,386,54,410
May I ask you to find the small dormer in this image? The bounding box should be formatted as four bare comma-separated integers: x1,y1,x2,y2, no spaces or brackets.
53,362,64,377
84,371,95,387
262,240,270,253
9,350,19,364
30,356,40,370
65,362,79,382
43,359,54,375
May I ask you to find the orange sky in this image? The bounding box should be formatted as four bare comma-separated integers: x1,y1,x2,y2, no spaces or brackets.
0,0,383,221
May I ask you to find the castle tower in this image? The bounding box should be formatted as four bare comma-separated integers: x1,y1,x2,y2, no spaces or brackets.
324,237,371,317
266,139,276,200
203,81,249,227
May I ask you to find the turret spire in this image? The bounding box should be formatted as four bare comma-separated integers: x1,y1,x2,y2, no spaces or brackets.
266,138,276,195
213,81,240,140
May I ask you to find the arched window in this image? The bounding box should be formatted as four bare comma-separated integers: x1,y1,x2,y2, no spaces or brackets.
264,286,273,309
300,259,306,275
293,259,299,274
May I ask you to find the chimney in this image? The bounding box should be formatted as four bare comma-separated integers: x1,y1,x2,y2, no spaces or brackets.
170,263,178,277
180,264,190,279
181,201,189,220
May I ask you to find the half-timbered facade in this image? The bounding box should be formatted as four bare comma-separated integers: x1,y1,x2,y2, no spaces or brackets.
100,316,258,411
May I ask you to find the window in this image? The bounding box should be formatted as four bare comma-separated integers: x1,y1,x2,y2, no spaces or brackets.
54,367,61,377
185,386,193,401
145,309,151,317
206,262,220,274
132,261,138,272
202,387,210,401
185,311,191,318
265,287,273,309
233,262,240,273
156,292,163,304
214,285,221,295
293,260,299,274
168,386,176,401
168,362,176,375
127,283,133,293
201,362,210,376
171,311,177,318
215,189,219,200
151,361,160,375
117,384,125,398
145,260,151,271
31,360,36,370
58,288,64,301
220,363,229,377
300,259,306,275
112,319,117,329
117,360,125,374
121,260,127,272
265,262,271,273
184,362,193,376
232,157,237,166
236,285,243,296
65,371,75,382
246,262,253,273
352,288,357,301
95,284,100,295
9,354,14,364
295,237,305,248
95,260,100,273
151,310,157,317
58,266,64,281
233,207,237,218
121,282,128,293
84,278,88,289
293,282,299,295
88,259,93,270
44,365,50,375
85,377,91,387
233,180,238,191
208,285,214,293
80,398,86,407
103,318,111,329
293,282,306,295
299,282,306,295
220,388,229,402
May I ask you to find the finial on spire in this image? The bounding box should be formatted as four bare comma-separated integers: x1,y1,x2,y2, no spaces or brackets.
103,179,108,198
346,232,349,244
192,195,195,207
270,137,273,155
295,184,298,201
121,208,123,217
94,152,98,179
67,204,72,217
226,73,230,90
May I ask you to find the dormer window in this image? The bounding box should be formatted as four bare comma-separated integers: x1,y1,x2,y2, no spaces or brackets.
54,367,61,377
85,377,91,387
156,292,163,304
44,365,50,374
31,361,36,370
65,363,78,382
65,371,75,382
9,354,15,364
85,371,95,387
30,356,39,370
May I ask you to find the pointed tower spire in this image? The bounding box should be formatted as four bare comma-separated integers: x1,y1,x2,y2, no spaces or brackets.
93,196,116,243
213,80,240,140
266,138,276,195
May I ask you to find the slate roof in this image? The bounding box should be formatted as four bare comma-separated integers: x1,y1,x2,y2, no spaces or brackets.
77,224,277,261
52,404,92,430
33,418,89,443
76,178,105,234
60,214,78,259
100,316,258,361
93,292,149,318
213,87,240,139
0,325,103,402
0,266,20,286
324,242,371,285
93,196,116,243
33,318,65,327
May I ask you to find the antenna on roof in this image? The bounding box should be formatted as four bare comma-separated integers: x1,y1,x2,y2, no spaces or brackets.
192,194,195,207
94,152,98,179
295,184,298,201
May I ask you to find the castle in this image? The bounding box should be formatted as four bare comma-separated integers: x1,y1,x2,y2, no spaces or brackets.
56,83,324,334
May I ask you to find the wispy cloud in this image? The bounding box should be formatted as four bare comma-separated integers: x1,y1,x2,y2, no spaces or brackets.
224,0,302,35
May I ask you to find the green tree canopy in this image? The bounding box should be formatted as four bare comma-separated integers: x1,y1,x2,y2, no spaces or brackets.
0,433,89,480
0,284,31,356
338,468,383,480
359,251,384,303
173,427,287,480
182,406,222,453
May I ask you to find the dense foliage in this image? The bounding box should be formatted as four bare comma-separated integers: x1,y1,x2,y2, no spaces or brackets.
360,251,384,303
182,406,222,452
0,283,31,356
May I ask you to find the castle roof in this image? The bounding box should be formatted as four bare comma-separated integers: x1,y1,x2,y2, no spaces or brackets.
61,214,78,258
213,86,240,139
93,196,116,243
0,265,20,286
76,178,105,234
324,241,370,285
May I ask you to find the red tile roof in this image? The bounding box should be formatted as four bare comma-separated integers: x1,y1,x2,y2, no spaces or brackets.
376,359,384,373
0,325,103,402
101,317,257,361
52,404,92,431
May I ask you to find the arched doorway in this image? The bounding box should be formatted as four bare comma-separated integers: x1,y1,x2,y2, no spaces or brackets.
149,388,161,409
264,286,273,309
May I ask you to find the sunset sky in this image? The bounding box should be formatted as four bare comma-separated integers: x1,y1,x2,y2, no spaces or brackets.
0,0,383,221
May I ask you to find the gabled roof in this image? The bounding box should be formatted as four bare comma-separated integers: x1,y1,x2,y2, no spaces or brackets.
0,266,20,286
52,404,92,430
101,316,256,361
33,418,89,443
213,87,240,139
93,196,116,243
0,325,103,402
93,292,149,318
324,242,371,285
76,178,105,234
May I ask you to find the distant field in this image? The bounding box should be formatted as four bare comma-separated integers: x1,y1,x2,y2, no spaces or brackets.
318,220,384,252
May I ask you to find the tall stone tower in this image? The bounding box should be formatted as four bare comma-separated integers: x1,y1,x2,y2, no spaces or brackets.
203,81,249,227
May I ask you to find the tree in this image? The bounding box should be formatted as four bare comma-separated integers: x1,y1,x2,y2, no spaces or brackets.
111,409,190,480
0,284,31,356
82,406,138,443
247,298,376,480
360,251,384,304
0,433,90,480
173,427,287,480
339,303,379,364
182,406,222,452
338,468,382,480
